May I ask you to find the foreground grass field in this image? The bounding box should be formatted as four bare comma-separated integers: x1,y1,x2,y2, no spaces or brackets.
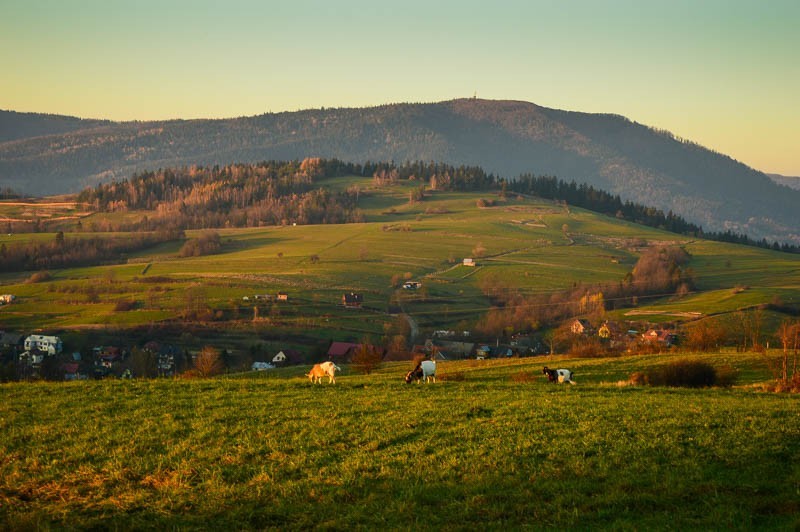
1,353,797,529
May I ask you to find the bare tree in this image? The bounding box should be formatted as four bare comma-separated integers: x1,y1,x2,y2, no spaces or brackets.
194,345,224,377
351,342,383,375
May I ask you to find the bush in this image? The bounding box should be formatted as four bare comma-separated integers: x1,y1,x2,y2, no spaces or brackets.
114,300,138,311
25,271,52,283
643,359,718,388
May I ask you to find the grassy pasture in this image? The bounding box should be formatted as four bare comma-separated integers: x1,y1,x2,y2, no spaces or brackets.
1,189,800,343
1,353,797,529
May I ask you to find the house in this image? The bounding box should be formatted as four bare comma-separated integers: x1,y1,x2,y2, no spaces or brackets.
476,345,491,359
598,322,621,340
19,350,46,367
463,258,475,267
642,329,679,347
276,292,289,301
24,334,63,355
97,347,122,369
327,341,361,361
144,342,179,377
428,340,475,359
342,292,363,309
61,362,85,381
251,361,274,371
0,294,15,304
402,281,421,290
272,349,303,366
0,332,25,354
570,319,593,335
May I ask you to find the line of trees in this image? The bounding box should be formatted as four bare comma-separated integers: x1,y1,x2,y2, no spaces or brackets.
59,157,800,253
0,229,183,272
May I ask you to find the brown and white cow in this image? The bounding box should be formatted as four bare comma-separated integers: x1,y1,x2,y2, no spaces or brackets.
307,361,341,384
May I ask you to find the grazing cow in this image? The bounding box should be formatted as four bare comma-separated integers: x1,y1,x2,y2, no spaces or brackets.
543,366,575,384
405,360,436,384
307,361,341,384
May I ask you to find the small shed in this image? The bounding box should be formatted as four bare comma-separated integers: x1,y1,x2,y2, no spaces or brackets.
342,292,363,309
272,349,303,365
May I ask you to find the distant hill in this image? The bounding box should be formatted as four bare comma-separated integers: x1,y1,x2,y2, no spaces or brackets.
0,110,110,143
768,173,800,190
1,100,798,242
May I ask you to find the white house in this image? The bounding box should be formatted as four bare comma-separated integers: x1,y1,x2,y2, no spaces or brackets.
463,258,475,267
24,334,63,355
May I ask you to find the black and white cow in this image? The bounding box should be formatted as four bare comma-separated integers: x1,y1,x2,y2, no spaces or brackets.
543,366,575,384
405,360,436,384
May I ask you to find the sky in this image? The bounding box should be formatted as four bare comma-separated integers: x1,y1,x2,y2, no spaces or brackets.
1,0,798,175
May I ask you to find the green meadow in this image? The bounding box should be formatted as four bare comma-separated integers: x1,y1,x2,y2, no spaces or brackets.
1,353,797,529
2,181,799,350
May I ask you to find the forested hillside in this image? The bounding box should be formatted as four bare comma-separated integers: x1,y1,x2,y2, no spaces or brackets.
2,100,798,242
0,110,110,143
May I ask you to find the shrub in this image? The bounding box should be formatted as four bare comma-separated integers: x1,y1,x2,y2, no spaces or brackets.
629,372,648,386
193,346,224,378
25,271,52,283
114,300,138,311
351,344,383,375
643,359,717,388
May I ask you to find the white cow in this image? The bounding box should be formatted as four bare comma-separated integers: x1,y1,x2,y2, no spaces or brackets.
543,366,575,384
307,361,341,384
405,359,436,384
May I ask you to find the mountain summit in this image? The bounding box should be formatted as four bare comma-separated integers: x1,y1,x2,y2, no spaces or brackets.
1,99,797,242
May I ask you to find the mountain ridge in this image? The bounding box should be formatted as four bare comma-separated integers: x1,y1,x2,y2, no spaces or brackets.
1,99,798,242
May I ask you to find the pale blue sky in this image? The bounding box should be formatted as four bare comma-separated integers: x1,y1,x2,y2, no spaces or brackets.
1,0,798,174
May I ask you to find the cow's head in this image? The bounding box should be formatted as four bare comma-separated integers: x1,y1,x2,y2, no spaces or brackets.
404,368,422,384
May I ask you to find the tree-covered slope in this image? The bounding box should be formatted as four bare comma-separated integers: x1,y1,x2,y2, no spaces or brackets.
1,99,797,242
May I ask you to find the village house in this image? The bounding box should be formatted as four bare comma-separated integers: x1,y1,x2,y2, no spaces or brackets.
342,292,363,309
570,319,593,335
463,258,476,267
0,294,16,305
402,281,421,290
24,334,63,355
0,332,25,354
327,341,361,361
427,339,475,359
271,349,303,366
598,321,622,340
642,329,679,347
327,341,385,362
276,292,289,301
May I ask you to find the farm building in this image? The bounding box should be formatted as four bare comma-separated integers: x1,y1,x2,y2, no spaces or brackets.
0,332,25,353
570,319,593,335
0,294,15,304
276,292,289,301
342,292,363,309
463,258,475,267
272,349,303,365
402,281,421,290
327,342,361,361
24,334,63,355
642,329,679,347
